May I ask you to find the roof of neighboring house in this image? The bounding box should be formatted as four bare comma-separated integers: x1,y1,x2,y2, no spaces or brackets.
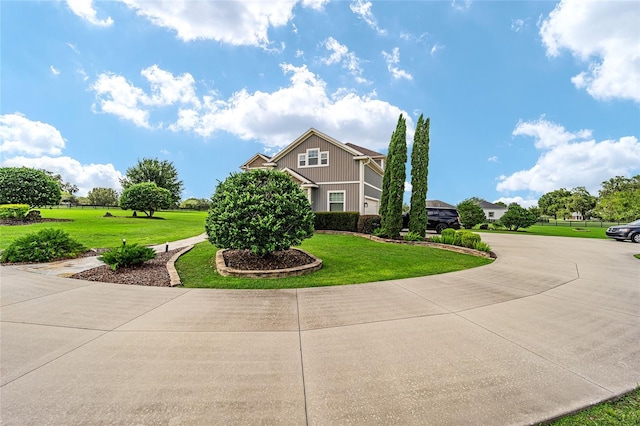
240,153,271,170
476,200,507,210
426,200,456,208
345,142,385,159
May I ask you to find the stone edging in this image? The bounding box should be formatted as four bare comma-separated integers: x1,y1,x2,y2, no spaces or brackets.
166,244,194,286
215,248,323,278
315,230,495,259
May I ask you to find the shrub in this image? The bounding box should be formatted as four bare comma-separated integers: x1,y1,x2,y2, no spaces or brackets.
499,203,537,231
0,204,30,220
440,228,456,244
315,212,359,232
357,214,381,234
473,241,492,253
461,232,481,249
0,167,61,207
429,229,491,253
98,243,157,270
1,228,86,263
403,231,424,241
457,199,487,229
206,169,315,257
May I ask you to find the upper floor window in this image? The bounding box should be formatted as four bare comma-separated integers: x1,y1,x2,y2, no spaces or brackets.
298,148,328,167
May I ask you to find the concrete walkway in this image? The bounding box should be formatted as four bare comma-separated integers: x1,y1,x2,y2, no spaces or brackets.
1,233,638,425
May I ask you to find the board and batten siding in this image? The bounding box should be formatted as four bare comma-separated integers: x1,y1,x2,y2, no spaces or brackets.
313,183,360,212
246,157,268,169
276,134,360,182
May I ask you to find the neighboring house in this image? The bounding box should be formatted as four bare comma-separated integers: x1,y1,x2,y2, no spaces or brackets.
240,128,386,215
475,200,507,222
426,200,456,209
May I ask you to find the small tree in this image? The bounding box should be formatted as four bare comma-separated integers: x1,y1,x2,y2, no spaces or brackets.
499,203,537,231
180,197,210,211
121,158,183,206
0,167,61,207
457,199,486,229
408,115,430,237
88,187,119,206
119,182,171,217
206,169,314,257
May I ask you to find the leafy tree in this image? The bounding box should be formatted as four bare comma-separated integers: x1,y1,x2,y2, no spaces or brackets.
0,167,61,207
180,197,210,211
206,169,314,257
567,186,596,219
120,158,183,206
537,188,571,219
408,115,430,238
382,114,407,238
499,203,537,231
119,182,171,217
88,187,119,206
41,170,78,196
494,201,507,207
594,175,640,221
528,205,542,220
457,199,486,229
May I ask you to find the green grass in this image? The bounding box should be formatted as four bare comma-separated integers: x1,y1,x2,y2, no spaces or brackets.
634,254,640,260
475,225,608,239
547,387,639,425
176,233,493,289
0,208,207,250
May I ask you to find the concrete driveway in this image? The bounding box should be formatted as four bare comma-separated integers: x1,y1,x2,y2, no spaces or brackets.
1,233,638,425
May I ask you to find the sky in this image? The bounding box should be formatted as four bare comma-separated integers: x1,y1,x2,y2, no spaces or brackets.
1,0,639,208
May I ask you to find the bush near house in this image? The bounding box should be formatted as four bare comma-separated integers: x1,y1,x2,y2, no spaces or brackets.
315,212,359,232
357,214,381,234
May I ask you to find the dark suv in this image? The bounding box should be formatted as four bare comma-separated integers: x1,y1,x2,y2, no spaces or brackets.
402,207,462,234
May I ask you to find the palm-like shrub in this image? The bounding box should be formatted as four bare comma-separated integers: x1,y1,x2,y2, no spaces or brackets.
206,169,314,257
98,243,156,270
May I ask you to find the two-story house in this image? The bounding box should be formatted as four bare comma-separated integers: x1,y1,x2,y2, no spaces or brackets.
240,128,386,215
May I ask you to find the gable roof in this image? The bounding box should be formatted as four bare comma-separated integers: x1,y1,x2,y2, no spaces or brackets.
240,153,271,170
280,168,318,188
476,200,507,210
270,128,367,162
427,200,456,208
345,142,385,159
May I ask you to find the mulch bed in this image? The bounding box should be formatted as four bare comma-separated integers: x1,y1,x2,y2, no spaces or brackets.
70,249,182,286
223,249,315,270
0,218,72,226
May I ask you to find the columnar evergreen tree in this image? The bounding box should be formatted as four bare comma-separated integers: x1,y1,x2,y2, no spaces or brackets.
384,114,407,238
408,115,430,237
379,121,398,232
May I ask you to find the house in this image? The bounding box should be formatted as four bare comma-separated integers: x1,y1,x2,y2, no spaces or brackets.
426,200,456,209
240,128,386,215
475,200,507,222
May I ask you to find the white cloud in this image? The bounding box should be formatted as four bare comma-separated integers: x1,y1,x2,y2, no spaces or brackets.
50,65,60,76
170,63,412,150
430,44,444,56
1,156,123,196
118,0,325,47
539,0,640,102
350,0,387,35
404,182,412,192
451,0,472,11
382,48,413,81
90,65,199,127
497,117,640,194
511,18,527,33
0,113,66,156
66,0,114,27
487,156,498,163
0,114,123,196
321,37,368,83
494,196,538,209
67,42,79,54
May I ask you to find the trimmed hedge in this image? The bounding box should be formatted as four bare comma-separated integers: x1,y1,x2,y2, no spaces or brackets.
430,229,491,253
357,215,381,234
315,212,359,232
0,204,30,220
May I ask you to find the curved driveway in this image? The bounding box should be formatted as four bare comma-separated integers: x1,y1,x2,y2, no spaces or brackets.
1,233,639,425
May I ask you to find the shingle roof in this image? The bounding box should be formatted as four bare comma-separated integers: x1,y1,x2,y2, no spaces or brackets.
476,200,507,210
345,142,385,158
426,200,456,208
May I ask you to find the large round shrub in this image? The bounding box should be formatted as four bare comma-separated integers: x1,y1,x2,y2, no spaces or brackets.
1,228,86,263
119,182,171,217
206,169,314,256
0,167,61,207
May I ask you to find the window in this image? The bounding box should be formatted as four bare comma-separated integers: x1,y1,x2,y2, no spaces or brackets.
308,149,319,166
329,191,345,212
298,148,328,167
488,211,494,218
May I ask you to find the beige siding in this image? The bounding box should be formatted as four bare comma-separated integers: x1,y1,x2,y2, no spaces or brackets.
364,165,382,189
276,135,360,182
247,157,267,169
364,185,381,200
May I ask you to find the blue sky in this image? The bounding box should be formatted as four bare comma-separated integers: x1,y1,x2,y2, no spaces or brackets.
1,0,639,207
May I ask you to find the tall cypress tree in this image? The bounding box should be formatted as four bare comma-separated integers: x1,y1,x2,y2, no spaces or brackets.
408,115,430,238
379,115,400,232
384,115,407,238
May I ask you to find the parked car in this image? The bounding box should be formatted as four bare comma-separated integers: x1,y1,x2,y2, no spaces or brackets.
402,207,462,234
606,219,640,243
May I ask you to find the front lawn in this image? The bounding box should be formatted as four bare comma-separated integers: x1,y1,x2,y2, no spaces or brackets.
0,208,207,250
475,225,608,239
176,233,493,289
548,387,639,425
